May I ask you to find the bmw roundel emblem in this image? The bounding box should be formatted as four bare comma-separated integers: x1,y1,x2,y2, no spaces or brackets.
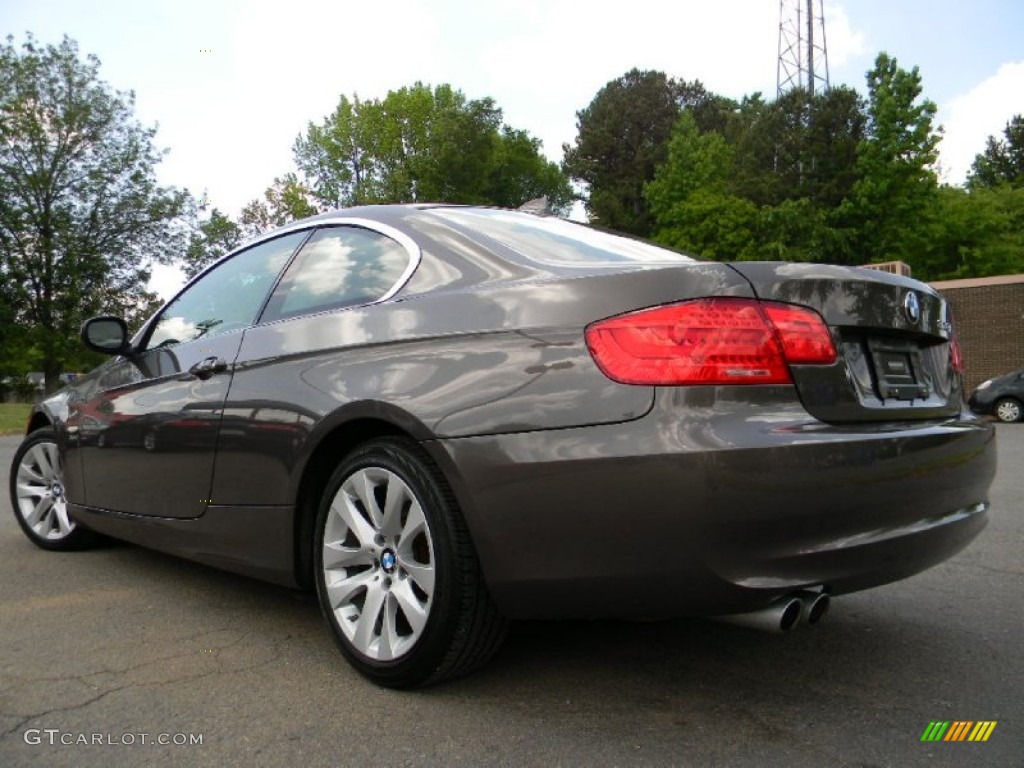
903,291,921,324
381,550,397,572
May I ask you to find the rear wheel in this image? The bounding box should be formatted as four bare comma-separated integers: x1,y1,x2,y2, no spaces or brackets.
10,428,102,551
314,437,507,687
994,397,1022,423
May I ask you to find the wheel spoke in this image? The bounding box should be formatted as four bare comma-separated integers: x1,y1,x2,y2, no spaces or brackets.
378,594,400,661
352,580,387,651
397,556,435,595
54,504,73,536
332,495,377,549
348,470,384,530
392,579,429,634
380,475,406,538
16,480,48,499
399,498,427,543
325,568,374,608
17,463,45,484
322,540,373,570
30,444,55,481
39,505,56,535
26,495,52,527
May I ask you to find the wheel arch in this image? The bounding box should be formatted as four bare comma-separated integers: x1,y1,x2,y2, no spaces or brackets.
26,410,51,434
289,402,469,590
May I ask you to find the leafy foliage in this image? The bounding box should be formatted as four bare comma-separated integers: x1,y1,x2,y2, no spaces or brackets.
639,51,1023,279
0,34,187,391
968,114,1024,189
840,53,941,265
183,205,244,279
562,69,712,237
918,185,1024,279
238,174,318,239
274,83,571,225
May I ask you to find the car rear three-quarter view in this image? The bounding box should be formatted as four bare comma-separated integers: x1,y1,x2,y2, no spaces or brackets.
9,204,997,688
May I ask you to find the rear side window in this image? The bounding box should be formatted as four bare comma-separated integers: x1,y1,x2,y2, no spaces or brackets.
260,227,411,322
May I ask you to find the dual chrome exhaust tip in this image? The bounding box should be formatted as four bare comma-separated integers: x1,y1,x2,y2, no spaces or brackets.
714,590,830,633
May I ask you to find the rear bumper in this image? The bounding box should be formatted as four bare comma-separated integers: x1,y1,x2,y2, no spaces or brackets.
430,387,997,620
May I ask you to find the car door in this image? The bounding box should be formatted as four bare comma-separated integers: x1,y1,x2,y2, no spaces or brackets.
77,231,309,518
207,224,419,505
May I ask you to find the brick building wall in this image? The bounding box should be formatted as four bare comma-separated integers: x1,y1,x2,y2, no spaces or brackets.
930,275,1024,394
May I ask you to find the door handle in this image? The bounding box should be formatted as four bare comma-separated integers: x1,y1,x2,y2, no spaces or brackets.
188,356,228,380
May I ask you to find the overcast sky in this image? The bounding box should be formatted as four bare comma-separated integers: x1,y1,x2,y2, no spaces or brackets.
4,0,1023,295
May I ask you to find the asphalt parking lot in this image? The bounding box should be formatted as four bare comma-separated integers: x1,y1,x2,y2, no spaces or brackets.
0,426,1020,768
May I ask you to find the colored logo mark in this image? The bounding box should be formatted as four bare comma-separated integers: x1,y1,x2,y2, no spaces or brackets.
920,721,997,742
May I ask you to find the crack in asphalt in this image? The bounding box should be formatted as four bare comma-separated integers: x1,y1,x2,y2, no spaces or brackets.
0,628,288,740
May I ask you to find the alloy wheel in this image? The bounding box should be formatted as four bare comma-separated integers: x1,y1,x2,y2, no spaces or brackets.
15,439,75,541
320,466,435,661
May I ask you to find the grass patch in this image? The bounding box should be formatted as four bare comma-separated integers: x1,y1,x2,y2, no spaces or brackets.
0,402,32,436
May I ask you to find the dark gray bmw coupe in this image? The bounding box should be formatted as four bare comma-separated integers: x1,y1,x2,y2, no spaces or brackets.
10,205,997,687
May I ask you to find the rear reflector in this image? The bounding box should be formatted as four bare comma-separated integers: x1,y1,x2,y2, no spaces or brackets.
585,298,836,385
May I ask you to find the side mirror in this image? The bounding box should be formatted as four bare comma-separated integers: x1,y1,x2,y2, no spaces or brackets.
81,316,132,355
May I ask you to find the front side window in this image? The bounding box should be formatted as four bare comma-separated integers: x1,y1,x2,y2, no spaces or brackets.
147,232,308,349
260,227,411,322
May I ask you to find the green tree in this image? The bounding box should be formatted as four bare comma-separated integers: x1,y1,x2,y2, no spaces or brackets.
916,185,1024,279
238,174,318,238
183,204,244,279
645,112,758,259
0,35,187,391
286,82,570,220
840,52,940,265
562,69,711,236
968,114,1024,189
803,86,867,208
726,86,864,210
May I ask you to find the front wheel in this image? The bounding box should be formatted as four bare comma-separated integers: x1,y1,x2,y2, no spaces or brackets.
314,437,507,687
994,397,1022,423
9,428,102,551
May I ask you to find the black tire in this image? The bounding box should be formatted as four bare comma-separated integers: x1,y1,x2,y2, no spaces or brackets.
9,427,103,551
994,397,1022,423
313,437,507,688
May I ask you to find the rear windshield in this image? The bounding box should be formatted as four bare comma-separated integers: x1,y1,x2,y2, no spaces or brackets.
430,208,694,267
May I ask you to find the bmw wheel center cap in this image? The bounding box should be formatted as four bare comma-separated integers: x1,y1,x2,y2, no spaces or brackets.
381,549,397,573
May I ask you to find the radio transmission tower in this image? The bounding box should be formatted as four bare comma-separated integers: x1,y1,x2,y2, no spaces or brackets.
777,0,830,98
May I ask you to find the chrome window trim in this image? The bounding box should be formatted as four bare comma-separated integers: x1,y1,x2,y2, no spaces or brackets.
134,216,422,346
250,218,422,325
234,217,421,306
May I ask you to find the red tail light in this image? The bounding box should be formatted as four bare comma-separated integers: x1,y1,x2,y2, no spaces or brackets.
950,337,964,375
585,298,836,385
945,304,964,375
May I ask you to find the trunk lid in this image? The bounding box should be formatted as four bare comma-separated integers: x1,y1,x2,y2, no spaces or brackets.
727,262,963,423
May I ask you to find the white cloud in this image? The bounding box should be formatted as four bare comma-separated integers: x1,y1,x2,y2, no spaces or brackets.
823,3,866,69
137,0,444,217
472,0,781,162
938,61,1024,185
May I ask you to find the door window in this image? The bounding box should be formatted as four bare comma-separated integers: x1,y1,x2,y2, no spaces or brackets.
147,232,308,349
